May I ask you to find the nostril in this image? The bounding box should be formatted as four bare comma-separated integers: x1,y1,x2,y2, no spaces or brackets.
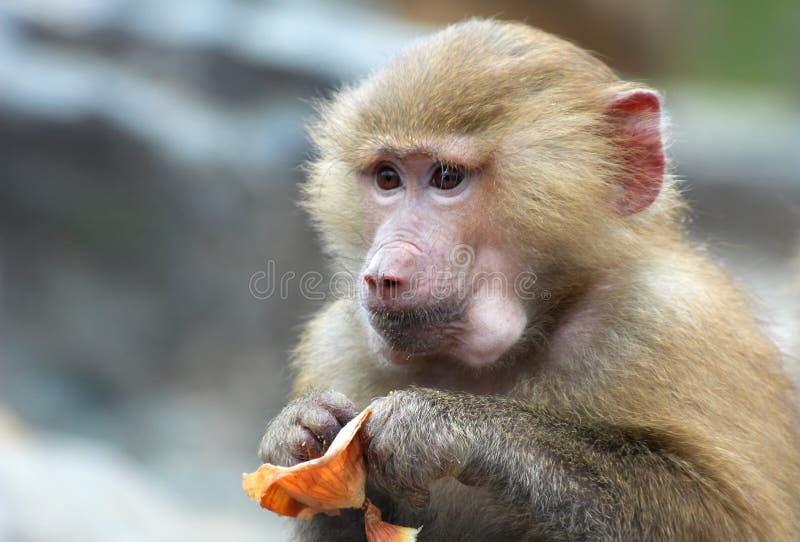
382,277,401,289
364,273,403,297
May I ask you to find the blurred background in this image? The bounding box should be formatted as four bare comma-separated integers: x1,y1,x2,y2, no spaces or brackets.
0,1,798,540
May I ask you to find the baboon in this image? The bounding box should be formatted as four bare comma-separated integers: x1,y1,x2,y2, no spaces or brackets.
258,19,800,541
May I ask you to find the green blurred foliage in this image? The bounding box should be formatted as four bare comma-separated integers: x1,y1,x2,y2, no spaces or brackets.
674,0,799,90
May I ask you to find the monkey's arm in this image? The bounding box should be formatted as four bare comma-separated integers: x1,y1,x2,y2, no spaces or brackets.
365,387,744,541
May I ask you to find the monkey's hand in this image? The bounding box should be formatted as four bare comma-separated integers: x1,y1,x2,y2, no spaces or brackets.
363,388,470,508
258,389,357,466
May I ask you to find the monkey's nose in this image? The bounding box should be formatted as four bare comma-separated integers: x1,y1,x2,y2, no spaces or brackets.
362,245,418,306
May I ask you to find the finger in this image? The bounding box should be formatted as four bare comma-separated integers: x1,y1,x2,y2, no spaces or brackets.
258,423,319,466
257,434,271,464
362,399,394,443
366,440,392,472
317,390,358,426
286,424,325,462
367,448,431,509
298,406,343,450
456,465,483,487
404,487,431,509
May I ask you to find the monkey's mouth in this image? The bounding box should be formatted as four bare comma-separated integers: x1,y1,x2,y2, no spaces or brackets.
367,304,462,353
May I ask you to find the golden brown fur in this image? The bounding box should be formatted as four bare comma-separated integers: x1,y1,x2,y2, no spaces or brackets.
259,19,800,541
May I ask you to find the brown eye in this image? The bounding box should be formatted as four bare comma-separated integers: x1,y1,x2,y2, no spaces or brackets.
376,165,401,190
430,164,464,190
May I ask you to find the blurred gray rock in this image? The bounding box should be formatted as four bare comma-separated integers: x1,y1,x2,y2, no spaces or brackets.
0,416,284,541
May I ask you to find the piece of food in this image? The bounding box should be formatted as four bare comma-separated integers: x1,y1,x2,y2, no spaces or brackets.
243,407,421,541
364,498,422,542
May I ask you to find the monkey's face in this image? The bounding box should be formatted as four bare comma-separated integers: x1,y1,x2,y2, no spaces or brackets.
306,21,668,370
356,153,528,368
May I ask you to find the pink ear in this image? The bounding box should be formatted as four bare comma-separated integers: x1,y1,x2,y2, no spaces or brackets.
607,89,665,214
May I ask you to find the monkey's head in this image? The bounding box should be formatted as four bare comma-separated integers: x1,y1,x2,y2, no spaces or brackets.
303,19,677,368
